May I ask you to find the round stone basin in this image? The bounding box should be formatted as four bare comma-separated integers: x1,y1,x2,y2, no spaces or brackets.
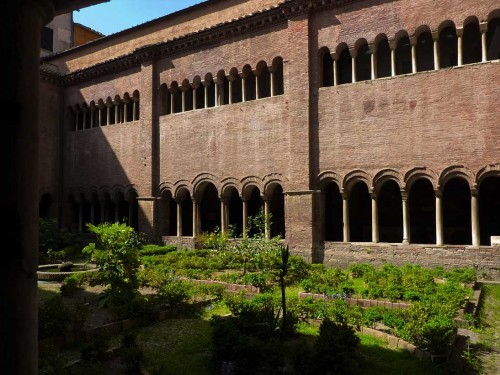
37,263,98,281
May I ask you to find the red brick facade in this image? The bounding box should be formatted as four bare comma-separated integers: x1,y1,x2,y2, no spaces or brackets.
39,0,500,277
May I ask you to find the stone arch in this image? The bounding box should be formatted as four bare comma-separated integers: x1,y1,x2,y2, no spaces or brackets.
336,42,352,84
375,33,391,78
373,169,403,195
403,167,439,191
476,163,500,187
220,177,241,200
265,180,286,238
487,8,500,22
316,170,343,191
462,16,482,64
173,180,193,199
228,67,242,103
319,46,334,87
393,29,412,75
217,69,230,105
343,169,372,196
438,165,475,192
241,176,263,200
192,173,220,199
438,20,458,68
355,38,371,81
271,56,284,95
263,173,288,196
256,60,271,98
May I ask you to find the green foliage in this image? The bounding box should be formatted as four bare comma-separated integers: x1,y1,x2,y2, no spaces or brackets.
300,264,354,297
38,295,72,339
200,226,233,251
310,318,360,375
39,218,83,261
120,332,144,373
83,222,146,307
80,331,111,363
139,244,177,256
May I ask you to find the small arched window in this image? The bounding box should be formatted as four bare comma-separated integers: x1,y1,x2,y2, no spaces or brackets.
355,41,371,81
416,31,434,72
272,57,284,95
439,25,458,68
337,46,352,84
395,36,412,75
487,17,500,60
320,47,334,87
463,20,482,64
376,37,391,78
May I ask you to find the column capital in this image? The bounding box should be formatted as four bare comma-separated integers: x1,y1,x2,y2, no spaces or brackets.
368,43,377,54
400,190,409,200
409,36,418,46
370,192,377,199
456,27,464,37
434,189,442,198
431,31,440,41
471,188,479,197
479,22,488,33
331,52,339,61
388,39,398,50
348,47,357,58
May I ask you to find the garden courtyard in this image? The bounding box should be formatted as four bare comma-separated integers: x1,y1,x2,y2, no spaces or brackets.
37,219,499,375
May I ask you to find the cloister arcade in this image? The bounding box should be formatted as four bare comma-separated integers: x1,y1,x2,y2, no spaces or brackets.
320,14,500,86
159,179,286,240
160,56,285,115
320,167,500,247
70,90,140,131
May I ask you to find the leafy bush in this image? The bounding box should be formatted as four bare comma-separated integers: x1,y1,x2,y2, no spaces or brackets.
39,218,83,262
39,295,72,339
139,244,177,256
83,222,146,307
310,318,360,375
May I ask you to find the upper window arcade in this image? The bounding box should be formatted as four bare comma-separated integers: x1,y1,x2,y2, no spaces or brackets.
70,90,140,131
160,56,284,116
320,13,500,87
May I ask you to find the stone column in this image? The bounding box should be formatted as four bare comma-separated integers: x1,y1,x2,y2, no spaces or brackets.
410,36,417,73
107,106,111,125
242,198,248,237
350,48,357,83
332,53,338,86
432,32,440,70
255,73,259,99
435,192,443,245
264,198,270,240
457,27,464,66
342,193,350,242
242,77,246,102
480,22,488,62
98,107,102,126
75,111,79,130
83,111,87,130
128,201,133,227
270,71,274,96
369,44,377,80
471,190,480,247
123,103,128,122
402,192,410,244
181,90,185,112
90,109,94,128
389,40,397,76
204,85,208,109
192,198,199,237
192,87,197,109
220,197,227,234
176,200,182,237
132,100,137,121
114,104,119,124
214,80,219,106
371,193,379,243
228,79,233,104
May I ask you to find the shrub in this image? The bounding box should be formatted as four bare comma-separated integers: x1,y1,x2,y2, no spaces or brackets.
38,295,71,339
310,318,360,375
139,244,177,256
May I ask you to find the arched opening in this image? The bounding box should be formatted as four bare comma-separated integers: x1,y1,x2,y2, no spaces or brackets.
127,191,139,230
205,74,216,108
439,25,458,68
177,189,193,237
256,61,271,98
320,47,334,87
243,65,256,101
337,47,352,84
409,179,436,244
396,36,412,75
226,187,243,237
133,90,140,120
355,42,371,81
272,57,284,95
377,180,403,243
67,194,78,233
199,183,220,233
39,193,54,219
487,17,500,60
230,68,243,103
463,21,482,64
194,85,204,109
416,31,434,71
443,178,471,245
349,181,371,242
268,184,285,238
90,193,102,226
479,176,500,245
217,70,229,105
376,37,391,78
247,186,263,237
323,182,342,241
81,195,91,232
160,84,169,115
160,190,177,236
171,86,182,113
182,80,193,111
114,192,128,224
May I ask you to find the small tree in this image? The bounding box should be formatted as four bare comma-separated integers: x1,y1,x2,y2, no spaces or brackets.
83,222,146,307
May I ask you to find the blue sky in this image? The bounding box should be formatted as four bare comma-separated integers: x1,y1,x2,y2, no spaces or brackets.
73,0,207,35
